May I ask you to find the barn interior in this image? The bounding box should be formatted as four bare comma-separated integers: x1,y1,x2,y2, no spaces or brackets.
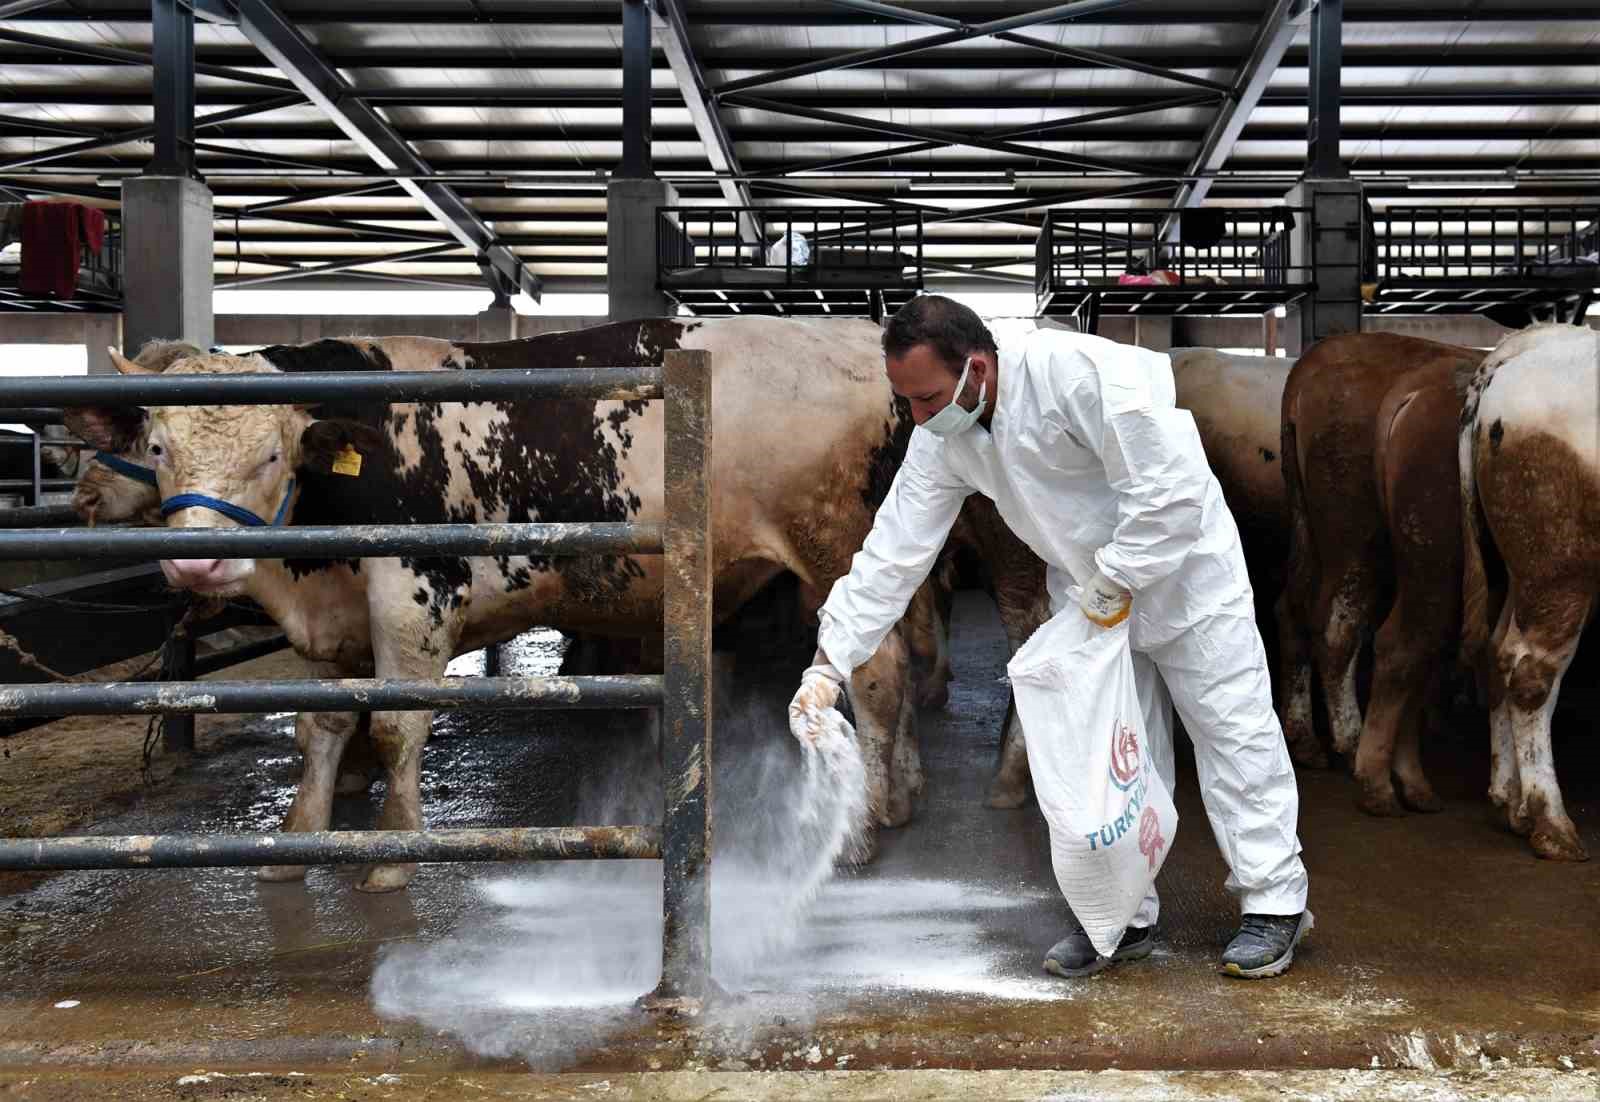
0,1,1598,1099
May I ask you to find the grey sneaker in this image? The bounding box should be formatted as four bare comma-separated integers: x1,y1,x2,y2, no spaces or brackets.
1043,922,1156,978
1220,911,1314,979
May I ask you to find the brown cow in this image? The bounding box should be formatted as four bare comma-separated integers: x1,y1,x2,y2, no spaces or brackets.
1278,332,1485,814
1460,323,1598,861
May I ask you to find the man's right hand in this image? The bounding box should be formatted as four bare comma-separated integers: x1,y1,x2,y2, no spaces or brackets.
788,655,846,744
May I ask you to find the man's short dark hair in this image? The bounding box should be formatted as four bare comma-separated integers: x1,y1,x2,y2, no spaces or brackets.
883,294,997,374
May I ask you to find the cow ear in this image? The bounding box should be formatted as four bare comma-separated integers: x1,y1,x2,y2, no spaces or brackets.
108,347,155,375
298,418,387,476
64,406,145,453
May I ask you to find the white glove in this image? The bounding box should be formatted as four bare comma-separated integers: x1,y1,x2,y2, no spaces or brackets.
1081,570,1132,628
788,655,845,744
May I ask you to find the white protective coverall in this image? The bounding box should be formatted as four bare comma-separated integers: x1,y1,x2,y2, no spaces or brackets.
818,322,1308,922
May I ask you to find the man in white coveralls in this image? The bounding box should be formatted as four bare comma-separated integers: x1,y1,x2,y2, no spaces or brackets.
790,295,1312,979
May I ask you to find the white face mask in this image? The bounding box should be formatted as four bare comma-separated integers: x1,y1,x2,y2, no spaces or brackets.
920,355,987,437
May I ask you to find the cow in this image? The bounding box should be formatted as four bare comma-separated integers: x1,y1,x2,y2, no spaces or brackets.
70,318,943,892
1459,322,1598,861
983,346,1295,808
1277,333,1487,813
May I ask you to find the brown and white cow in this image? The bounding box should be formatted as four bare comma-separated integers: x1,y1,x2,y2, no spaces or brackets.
74,318,936,891
1460,322,1598,861
1278,333,1486,812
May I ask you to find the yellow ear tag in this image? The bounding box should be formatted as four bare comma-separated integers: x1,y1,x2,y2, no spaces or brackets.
331,444,363,477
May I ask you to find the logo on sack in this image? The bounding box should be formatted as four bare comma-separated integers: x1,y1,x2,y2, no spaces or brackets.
1109,719,1141,790
1138,806,1166,870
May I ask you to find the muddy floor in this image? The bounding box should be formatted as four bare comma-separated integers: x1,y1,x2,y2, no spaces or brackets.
0,590,1595,1093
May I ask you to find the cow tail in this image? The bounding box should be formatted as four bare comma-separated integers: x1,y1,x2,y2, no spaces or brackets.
1278,401,1312,634
1458,390,1492,674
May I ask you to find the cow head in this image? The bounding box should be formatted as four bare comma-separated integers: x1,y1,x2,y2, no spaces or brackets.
65,340,203,526
126,350,384,597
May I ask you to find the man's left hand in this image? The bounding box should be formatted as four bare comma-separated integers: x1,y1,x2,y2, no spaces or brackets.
1082,571,1132,628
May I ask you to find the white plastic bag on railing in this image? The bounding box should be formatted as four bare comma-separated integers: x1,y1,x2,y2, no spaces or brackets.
1006,591,1179,958
766,231,811,267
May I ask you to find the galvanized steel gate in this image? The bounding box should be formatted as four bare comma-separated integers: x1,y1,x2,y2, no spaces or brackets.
0,352,715,1005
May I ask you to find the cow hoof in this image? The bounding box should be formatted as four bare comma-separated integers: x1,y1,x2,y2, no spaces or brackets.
357,863,417,893
1283,728,1329,769
1398,782,1444,814
1506,806,1536,838
1530,822,1589,863
257,864,307,883
1356,786,1407,818
839,828,879,868
916,682,950,711
879,792,915,830
985,782,1030,810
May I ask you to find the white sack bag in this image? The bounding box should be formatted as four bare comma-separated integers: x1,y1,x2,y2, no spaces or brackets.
765,230,811,267
1007,594,1179,957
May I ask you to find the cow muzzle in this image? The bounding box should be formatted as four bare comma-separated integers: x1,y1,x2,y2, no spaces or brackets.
161,557,253,593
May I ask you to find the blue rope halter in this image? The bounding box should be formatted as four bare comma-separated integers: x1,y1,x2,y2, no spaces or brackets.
160,478,297,528
92,451,158,487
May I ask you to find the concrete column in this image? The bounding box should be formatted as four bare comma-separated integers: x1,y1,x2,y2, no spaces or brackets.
1283,177,1365,350
475,303,517,342
606,177,677,322
1132,315,1173,353
84,315,124,374
120,175,213,354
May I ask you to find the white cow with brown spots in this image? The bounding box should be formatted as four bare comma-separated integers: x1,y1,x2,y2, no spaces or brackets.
74,318,938,891
1460,322,1600,861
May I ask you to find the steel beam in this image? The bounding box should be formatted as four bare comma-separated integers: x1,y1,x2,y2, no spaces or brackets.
240,181,402,214
1307,0,1347,178
995,33,1231,94
0,94,304,174
0,27,295,91
713,0,1140,96
654,0,760,241
619,0,653,179
228,0,542,300
213,242,463,286
1163,0,1307,230
721,93,1171,177
148,0,196,178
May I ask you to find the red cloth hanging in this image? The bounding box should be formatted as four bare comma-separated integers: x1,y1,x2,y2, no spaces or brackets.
79,204,106,253
19,200,82,298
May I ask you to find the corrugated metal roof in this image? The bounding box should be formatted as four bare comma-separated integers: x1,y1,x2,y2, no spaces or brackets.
1,0,1595,293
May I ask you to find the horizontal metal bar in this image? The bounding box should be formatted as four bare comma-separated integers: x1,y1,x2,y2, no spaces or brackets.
0,521,663,561
0,504,80,529
0,408,65,424
0,673,664,716
0,825,662,871
0,366,663,407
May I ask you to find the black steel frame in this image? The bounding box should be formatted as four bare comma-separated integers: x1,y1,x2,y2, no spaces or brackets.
657,204,924,321
0,357,717,1005
1365,204,1600,319
1035,205,1313,332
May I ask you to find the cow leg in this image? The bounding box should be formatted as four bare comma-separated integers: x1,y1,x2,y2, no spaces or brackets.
889,669,925,823
1392,681,1443,813
259,702,360,883
1354,608,1426,817
987,697,1031,808
1314,572,1373,758
1498,587,1590,861
906,577,953,711
1275,588,1326,768
848,625,914,853
1484,595,1521,831
334,715,379,794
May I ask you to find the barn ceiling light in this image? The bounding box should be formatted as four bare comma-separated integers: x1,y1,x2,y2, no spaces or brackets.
1407,171,1518,191
907,173,1015,192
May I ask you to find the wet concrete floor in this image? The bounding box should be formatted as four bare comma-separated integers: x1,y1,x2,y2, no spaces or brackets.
0,590,1596,1084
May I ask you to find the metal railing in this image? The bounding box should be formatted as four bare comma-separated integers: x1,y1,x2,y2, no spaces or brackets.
1371,205,1600,281
1034,206,1309,295
0,355,716,1006
657,205,924,289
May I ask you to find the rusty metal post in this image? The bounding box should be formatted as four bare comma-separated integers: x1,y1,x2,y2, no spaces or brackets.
646,347,714,1011
163,614,196,754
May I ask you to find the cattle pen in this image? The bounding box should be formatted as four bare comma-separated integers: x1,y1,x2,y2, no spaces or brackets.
0,353,720,1010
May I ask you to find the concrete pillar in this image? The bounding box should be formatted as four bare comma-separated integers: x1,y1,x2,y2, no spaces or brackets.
1280,305,1305,359
1132,315,1173,353
120,176,213,354
1283,177,1365,351
606,177,677,322
84,315,124,375
475,303,517,342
